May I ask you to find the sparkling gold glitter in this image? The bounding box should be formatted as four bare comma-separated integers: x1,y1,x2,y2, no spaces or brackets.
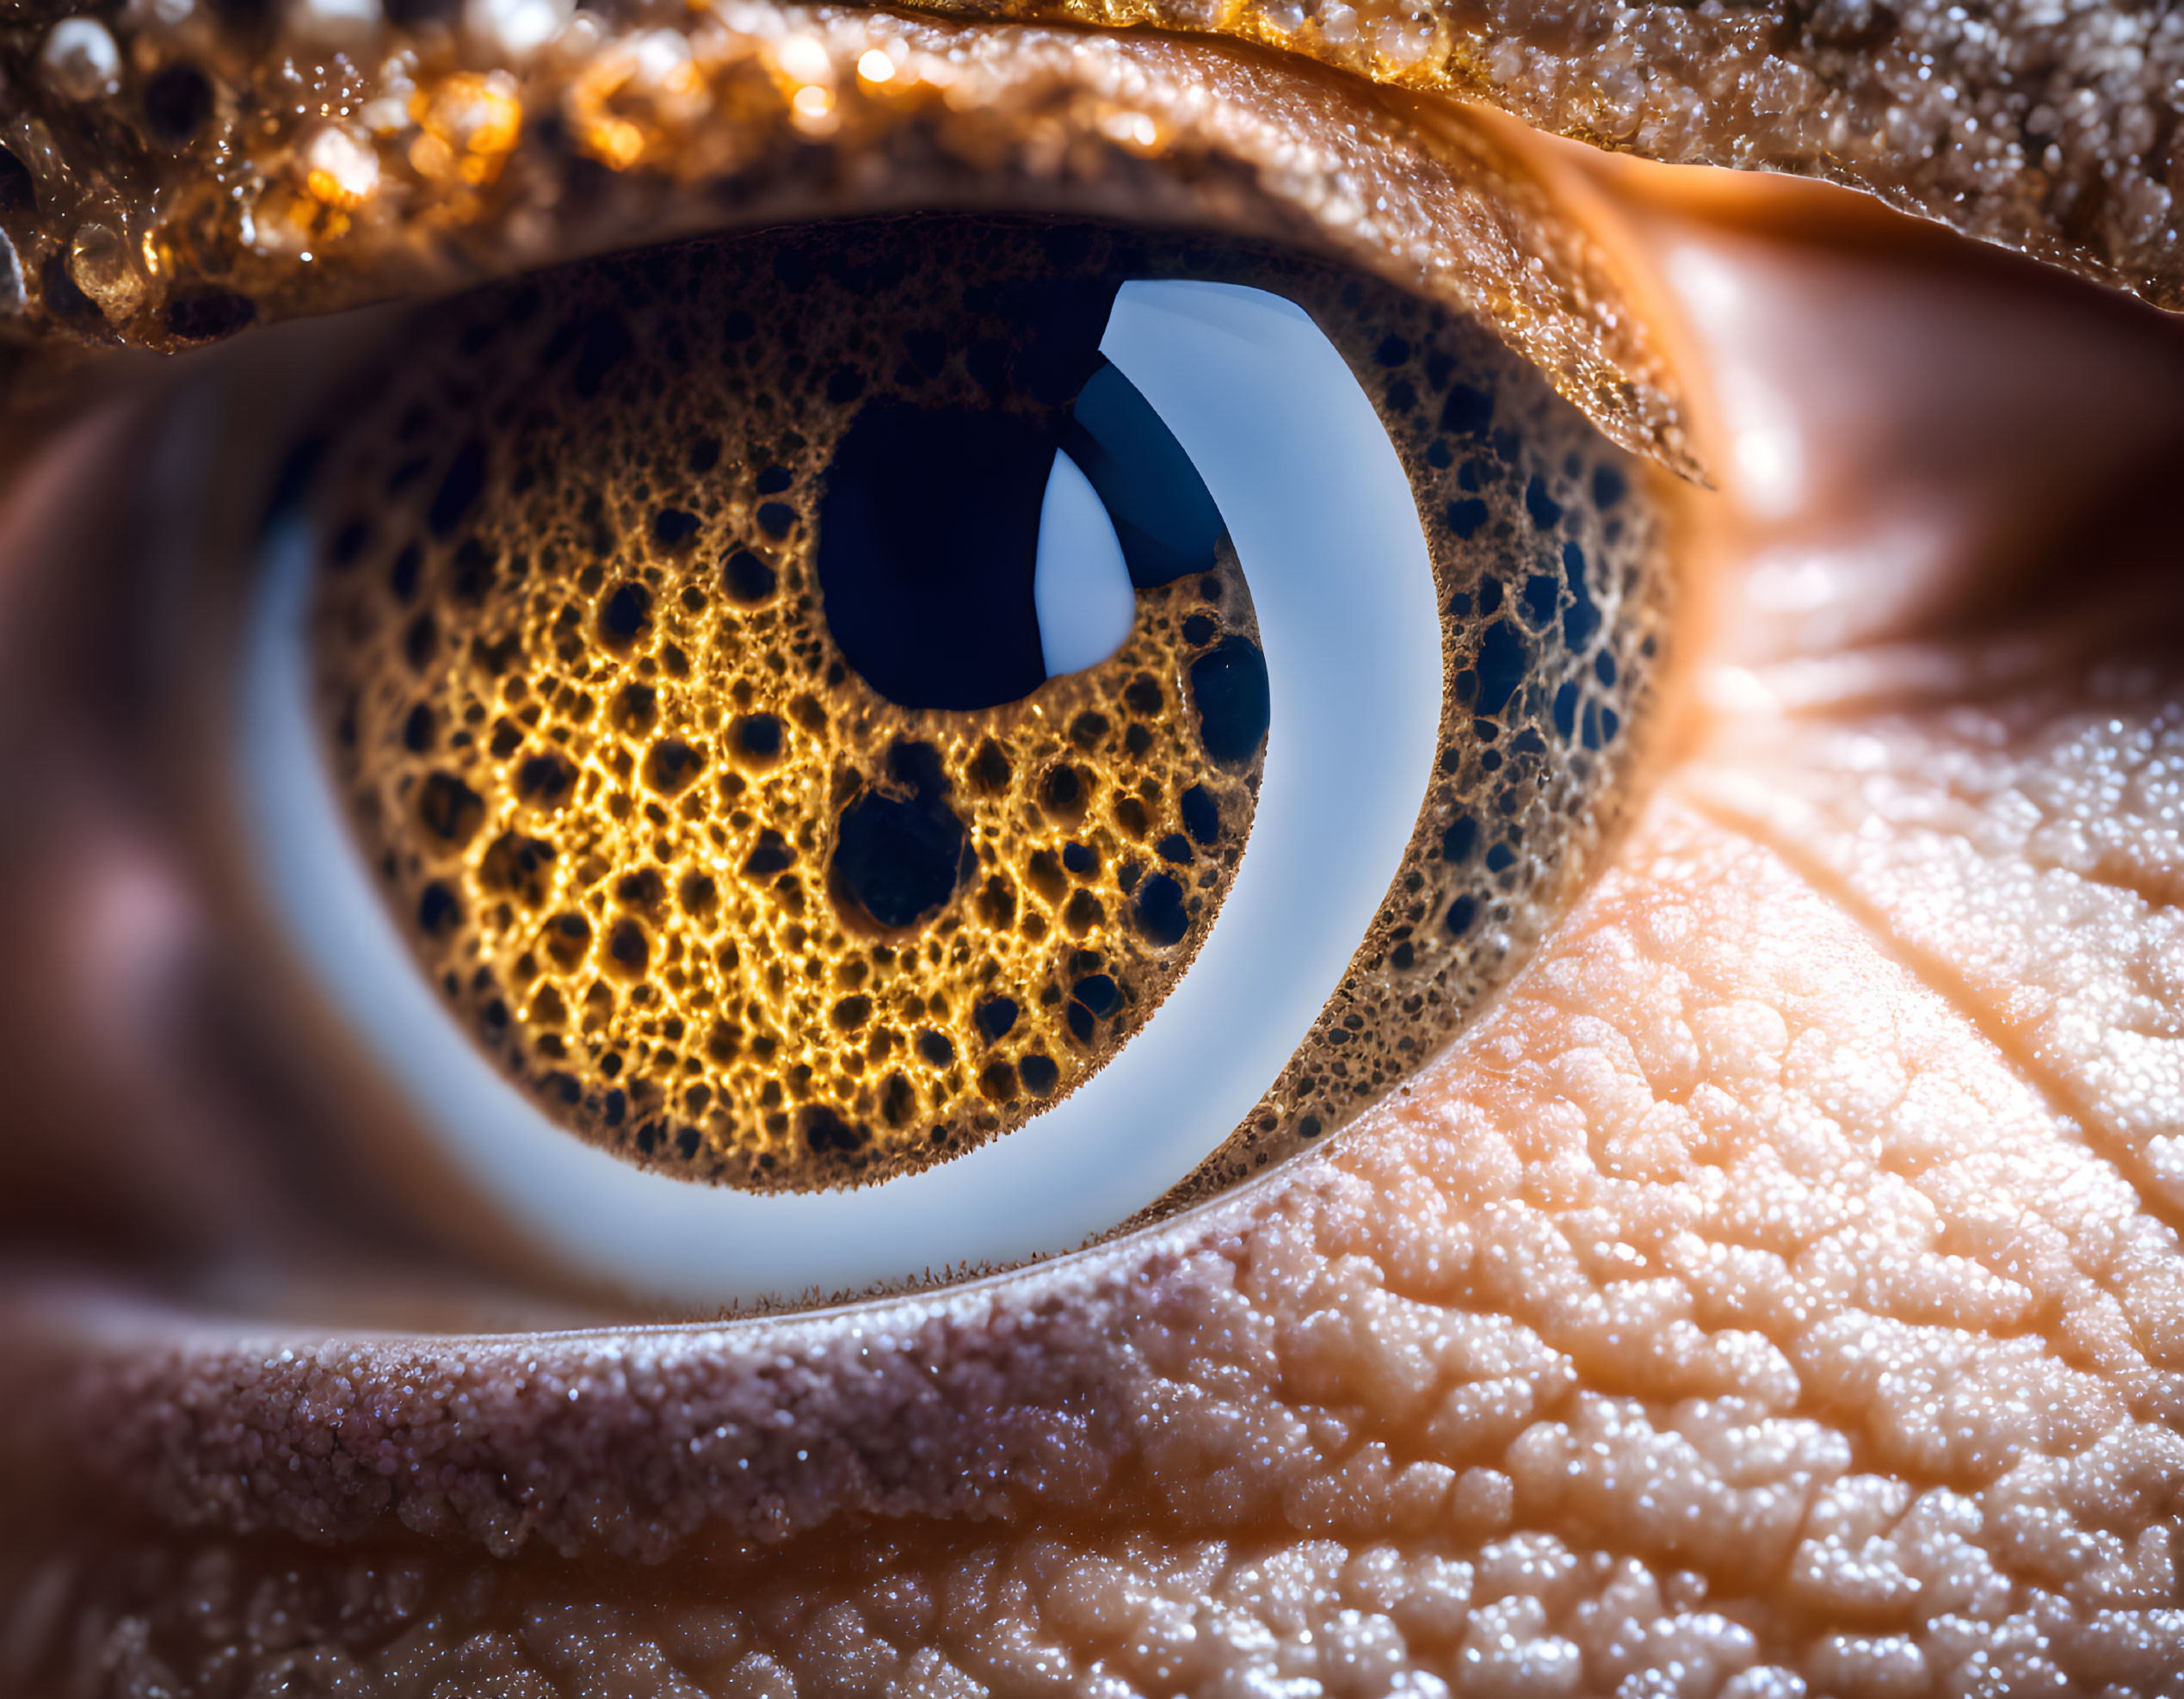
302,215,1666,1197
0,4,1700,481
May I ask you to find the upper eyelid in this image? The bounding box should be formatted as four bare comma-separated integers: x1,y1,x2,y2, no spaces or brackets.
0,9,1700,479
0,12,1708,1556
5,0,2171,359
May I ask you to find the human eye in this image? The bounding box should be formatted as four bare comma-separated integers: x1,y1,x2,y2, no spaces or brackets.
8,3,2184,1696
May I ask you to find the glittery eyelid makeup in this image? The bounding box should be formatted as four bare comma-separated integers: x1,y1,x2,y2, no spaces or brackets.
0,6,1699,475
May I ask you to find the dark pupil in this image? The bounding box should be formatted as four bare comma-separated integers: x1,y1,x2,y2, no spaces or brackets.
815,289,1224,711
816,403,1053,711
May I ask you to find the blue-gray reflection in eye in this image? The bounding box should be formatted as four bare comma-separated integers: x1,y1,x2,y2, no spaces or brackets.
813,332,1229,705
1033,448,1135,677
238,273,1440,1308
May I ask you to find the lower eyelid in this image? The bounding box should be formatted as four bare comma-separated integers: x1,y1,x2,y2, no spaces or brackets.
15,173,2184,1698
0,125,1703,1502
19,59,2064,1638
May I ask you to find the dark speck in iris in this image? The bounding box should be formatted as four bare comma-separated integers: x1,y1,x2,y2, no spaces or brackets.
1134,875,1188,947
516,752,576,808
599,581,651,646
417,880,460,937
389,543,422,602
735,714,783,759
743,829,795,876
1441,382,1491,435
330,516,371,566
975,997,1019,1044
1554,681,1581,740
1189,635,1271,766
1181,784,1219,845
607,917,649,973
645,739,704,794
831,742,971,930
1475,620,1527,717
1066,972,1122,1039
1525,475,1564,531
1562,542,1602,648
652,507,700,547
723,549,777,604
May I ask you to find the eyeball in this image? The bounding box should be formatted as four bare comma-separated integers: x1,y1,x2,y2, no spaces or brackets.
238,217,1665,1307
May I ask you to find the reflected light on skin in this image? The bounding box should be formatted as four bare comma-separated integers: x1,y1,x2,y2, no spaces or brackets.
8,108,2184,1698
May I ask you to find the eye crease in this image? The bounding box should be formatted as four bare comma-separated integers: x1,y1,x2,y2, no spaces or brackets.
265,213,1664,1245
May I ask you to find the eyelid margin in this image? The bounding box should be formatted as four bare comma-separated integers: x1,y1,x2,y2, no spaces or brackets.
0,8,1701,480
921,0,2183,318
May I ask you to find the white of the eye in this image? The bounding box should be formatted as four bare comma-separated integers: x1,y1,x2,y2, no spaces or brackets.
241,279,1440,1307
1033,448,1136,677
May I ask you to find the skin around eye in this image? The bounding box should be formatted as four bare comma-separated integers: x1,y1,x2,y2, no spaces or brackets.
14,53,2184,1699
231,216,1664,1303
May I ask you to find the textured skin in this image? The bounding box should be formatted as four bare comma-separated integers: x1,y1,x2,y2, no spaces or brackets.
10,59,2184,1699
0,10,1702,476
904,0,2184,315
9,0,2183,323
18,765,2184,1693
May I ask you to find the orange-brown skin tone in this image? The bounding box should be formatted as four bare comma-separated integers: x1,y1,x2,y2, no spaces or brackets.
9,66,2184,1699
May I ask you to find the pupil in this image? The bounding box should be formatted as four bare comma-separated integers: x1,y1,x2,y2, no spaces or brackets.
815,402,1051,711
305,217,1277,1195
